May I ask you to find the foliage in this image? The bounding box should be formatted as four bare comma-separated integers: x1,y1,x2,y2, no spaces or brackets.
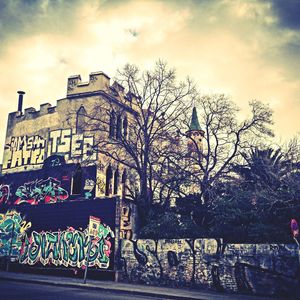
139,203,206,239
209,146,300,243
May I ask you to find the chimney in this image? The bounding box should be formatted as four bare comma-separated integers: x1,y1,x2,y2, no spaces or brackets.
17,91,25,113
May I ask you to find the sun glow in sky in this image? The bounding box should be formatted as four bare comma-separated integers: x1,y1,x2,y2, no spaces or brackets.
0,0,300,161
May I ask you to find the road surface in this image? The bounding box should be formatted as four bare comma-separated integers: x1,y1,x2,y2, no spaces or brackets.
0,280,171,300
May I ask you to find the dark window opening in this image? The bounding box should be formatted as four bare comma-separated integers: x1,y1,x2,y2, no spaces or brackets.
116,114,122,139
122,169,127,184
76,105,87,134
105,165,113,196
109,110,115,138
114,168,119,194
121,169,127,199
72,163,82,195
123,116,128,139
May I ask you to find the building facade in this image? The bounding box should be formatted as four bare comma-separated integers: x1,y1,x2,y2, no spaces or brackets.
0,71,138,275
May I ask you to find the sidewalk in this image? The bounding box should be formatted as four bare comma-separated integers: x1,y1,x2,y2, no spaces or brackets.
0,270,276,300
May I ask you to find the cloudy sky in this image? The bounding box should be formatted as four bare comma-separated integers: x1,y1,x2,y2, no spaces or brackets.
0,0,300,161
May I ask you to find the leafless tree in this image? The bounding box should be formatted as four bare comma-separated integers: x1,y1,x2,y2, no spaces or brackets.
75,61,196,210
177,94,274,204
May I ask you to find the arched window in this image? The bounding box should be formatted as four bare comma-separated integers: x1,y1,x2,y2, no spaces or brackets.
121,169,127,199
116,114,122,139
72,163,82,195
113,168,119,195
109,110,115,138
76,105,87,134
105,164,113,196
123,116,128,139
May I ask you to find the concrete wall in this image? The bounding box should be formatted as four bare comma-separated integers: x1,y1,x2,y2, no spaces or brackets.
120,239,300,298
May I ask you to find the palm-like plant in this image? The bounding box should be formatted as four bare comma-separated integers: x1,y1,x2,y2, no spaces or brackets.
234,147,291,190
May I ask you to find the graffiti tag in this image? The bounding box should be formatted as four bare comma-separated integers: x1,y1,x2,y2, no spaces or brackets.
19,223,114,269
0,210,31,257
15,177,69,205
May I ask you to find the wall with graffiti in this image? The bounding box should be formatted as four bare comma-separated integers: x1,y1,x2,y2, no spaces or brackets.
0,210,31,257
19,223,114,269
3,128,96,172
0,198,117,270
120,200,138,240
0,159,96,206
120,239,300,298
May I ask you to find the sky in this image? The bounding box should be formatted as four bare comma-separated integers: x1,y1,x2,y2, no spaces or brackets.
0,0,300,161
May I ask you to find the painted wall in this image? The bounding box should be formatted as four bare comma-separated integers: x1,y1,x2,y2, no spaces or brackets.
0,161,96,206
120,239,300,298
0,198,117,270
2,128,96,172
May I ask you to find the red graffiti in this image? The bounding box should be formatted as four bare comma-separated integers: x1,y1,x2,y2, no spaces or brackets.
0,185,10,205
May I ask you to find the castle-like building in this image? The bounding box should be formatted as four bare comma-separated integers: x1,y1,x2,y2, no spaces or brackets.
0,70,204,275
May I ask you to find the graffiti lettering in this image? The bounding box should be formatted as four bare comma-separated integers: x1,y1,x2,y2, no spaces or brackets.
20,223,114,269
0,210,31,257
3,135,46,169
48,129,96,161
15,177,69,205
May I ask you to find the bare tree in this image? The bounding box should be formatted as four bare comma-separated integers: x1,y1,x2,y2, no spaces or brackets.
177,94,274,204
75,61,196,211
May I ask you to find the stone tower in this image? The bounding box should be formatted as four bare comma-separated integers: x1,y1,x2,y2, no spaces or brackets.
186,107,205,154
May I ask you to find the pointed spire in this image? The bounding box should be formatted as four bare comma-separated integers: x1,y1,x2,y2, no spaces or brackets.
189,107,202,131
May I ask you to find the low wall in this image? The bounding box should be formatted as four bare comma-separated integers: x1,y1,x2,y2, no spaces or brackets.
120,239,300,298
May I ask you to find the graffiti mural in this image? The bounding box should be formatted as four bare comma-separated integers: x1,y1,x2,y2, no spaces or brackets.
48,129,97,161
0,210,31,257
120,239,300,298
3,129,97,172
0,185,10,205
0,164,97,206
3,135,46,169
20,222,114,269
14,177,69,205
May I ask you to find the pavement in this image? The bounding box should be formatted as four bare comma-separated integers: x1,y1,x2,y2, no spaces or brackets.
0,270,277,300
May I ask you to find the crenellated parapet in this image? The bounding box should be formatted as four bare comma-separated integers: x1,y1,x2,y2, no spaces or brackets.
67,71,111,96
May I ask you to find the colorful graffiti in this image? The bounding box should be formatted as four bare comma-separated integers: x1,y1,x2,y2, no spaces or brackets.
120,239,300,298
15,177,69,205
19,222,114,269
3,135,46,169
84,179,95,199
0,210,31,257
0,185,10,205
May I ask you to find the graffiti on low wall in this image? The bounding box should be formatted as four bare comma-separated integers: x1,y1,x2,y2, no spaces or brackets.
120,239,300,298
20,222,114,269
0,210,31,257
